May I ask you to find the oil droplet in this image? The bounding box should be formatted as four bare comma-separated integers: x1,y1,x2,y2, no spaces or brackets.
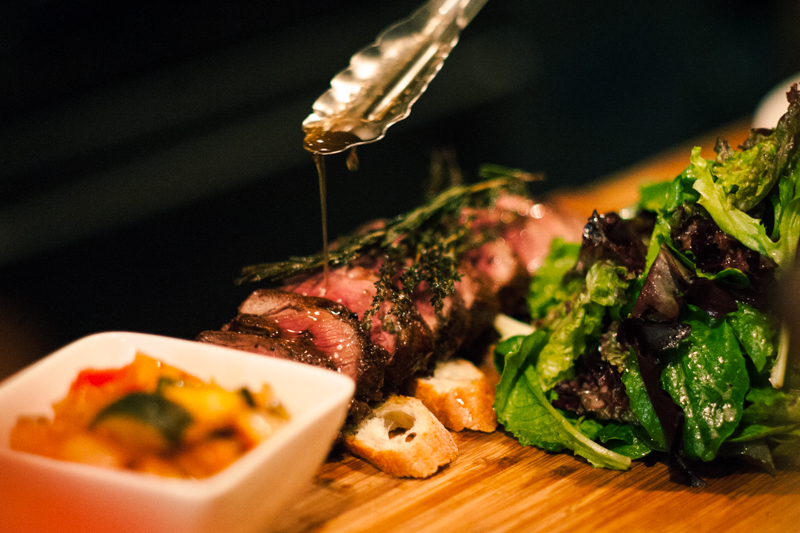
346,147,359,171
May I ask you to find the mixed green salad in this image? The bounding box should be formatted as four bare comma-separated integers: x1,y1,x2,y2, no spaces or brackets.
494,85,800,486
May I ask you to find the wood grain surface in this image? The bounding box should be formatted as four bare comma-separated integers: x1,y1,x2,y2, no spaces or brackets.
272,429,799,533
549,118,752,216
270,119,800,533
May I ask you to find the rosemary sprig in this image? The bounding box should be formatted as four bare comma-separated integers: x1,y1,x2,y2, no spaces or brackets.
236,166,539,286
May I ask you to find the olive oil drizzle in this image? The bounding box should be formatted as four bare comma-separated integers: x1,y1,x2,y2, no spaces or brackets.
346,147,359,171
306,126,364,289
313,153,330,288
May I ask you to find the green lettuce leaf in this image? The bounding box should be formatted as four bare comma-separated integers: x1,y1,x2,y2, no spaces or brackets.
728,383,800,445
637,181,674,213
493,335,525,374
638,163,702,217
691,90,800,268
726,302,779,374
527,238,582,321
594,422,655,459
535,261,628,389
661,305,750,461
727,421,798,443
691,149,782,263
743,387,800,424
712,135,781,212
769,427,800,466
493,332,632,470
620,349,668,450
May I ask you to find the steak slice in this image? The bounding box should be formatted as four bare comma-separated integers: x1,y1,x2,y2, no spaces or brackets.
284,263,436,392
237,289,389,402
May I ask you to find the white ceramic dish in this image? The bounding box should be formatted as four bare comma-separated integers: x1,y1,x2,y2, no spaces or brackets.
752,72,800,128
0,332,354,533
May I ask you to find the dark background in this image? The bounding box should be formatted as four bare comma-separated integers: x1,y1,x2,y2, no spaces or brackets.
2,0,799,377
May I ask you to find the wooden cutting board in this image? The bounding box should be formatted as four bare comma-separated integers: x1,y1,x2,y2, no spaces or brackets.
270,118,800,533
271,429,798,533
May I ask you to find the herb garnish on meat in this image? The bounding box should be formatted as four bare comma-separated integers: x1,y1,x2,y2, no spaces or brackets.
494,85,800,485
238,166,538,326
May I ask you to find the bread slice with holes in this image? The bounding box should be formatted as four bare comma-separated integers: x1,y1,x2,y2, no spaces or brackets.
408,358,497,433
342,395,457,478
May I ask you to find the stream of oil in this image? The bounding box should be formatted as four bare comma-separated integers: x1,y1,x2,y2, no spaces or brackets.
312,153,330,288
306,129,363,289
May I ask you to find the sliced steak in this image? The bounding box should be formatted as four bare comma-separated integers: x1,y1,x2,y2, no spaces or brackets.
235,289,389,401
284,263,436,391
412,283,468,361
284,264,378,318
200,194,586,424
467,194,585,316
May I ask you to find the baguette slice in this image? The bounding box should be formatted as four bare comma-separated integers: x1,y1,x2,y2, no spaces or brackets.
409,358,497,432
342,395,457,478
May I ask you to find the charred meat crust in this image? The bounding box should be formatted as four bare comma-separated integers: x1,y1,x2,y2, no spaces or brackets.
196,329,336,371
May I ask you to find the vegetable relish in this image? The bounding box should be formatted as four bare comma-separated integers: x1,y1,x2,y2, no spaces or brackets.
10,353,289,478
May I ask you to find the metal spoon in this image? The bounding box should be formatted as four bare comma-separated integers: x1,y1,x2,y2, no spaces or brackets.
303,0,489,155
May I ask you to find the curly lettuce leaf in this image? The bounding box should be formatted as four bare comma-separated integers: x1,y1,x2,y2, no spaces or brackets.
536,261,629,389
712,136,780,212
690,149,782,261
493,332,632,470
691,87,800,268
527,238,582,321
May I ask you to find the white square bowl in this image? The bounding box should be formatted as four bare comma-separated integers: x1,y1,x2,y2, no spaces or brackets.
0,332,354,533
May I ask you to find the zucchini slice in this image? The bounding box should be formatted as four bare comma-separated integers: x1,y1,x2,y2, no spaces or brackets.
91,392,193,450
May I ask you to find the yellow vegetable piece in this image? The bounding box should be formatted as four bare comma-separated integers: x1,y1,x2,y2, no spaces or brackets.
10,417,59,459
92,415,172,454
162,385,248,443
57,432,127,469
